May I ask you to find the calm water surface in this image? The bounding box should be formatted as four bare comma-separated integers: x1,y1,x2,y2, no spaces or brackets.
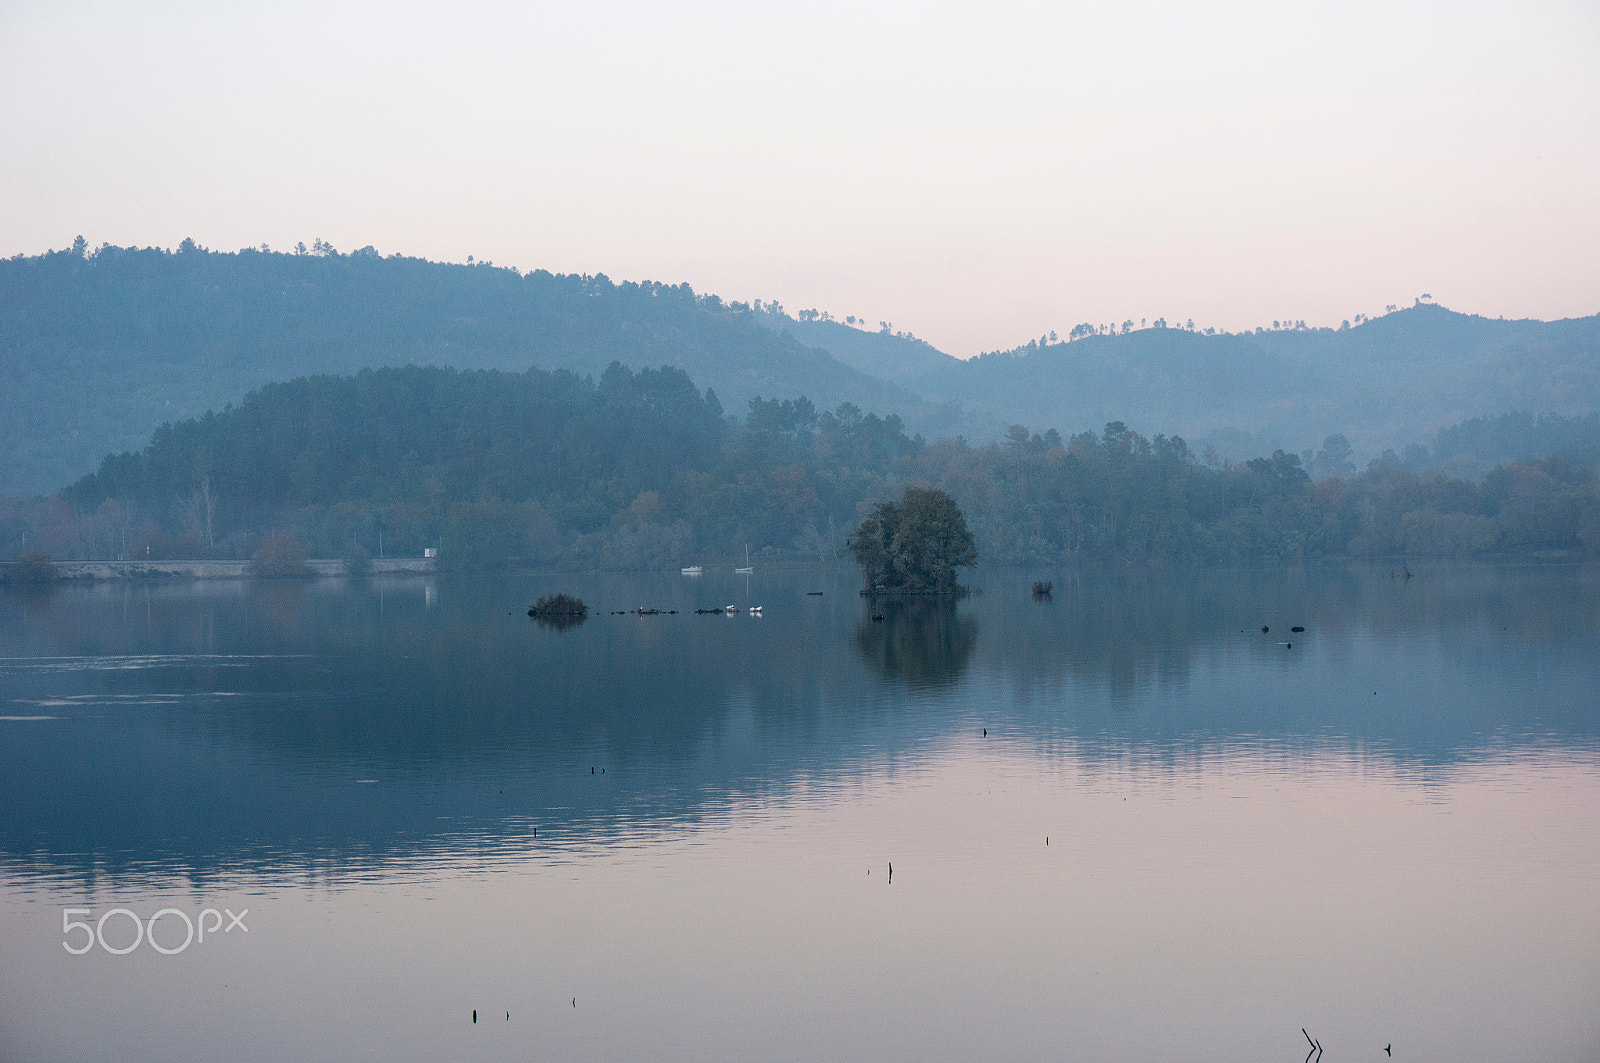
1,564,1597,1062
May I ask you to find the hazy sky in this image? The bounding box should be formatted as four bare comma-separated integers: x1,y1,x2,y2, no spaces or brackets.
2,0,1596,354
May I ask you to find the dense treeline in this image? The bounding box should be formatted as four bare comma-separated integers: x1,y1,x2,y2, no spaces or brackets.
3,365,1597,569
24,364,917,568
1378,410,1600,479
926,426,1597,562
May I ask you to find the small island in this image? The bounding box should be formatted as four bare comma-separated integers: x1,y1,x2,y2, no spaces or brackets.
528,592,589,629
847,487,976,595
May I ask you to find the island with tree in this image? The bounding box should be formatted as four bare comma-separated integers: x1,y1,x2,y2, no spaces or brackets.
848,487,976,594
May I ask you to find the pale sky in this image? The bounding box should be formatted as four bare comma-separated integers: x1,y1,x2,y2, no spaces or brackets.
2,0,1597,355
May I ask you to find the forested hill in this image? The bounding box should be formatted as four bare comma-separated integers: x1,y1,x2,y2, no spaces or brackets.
14,363,1595,570
52,363,921,567
752,308,961,387
6,241,1597,497
906,306,1600,460
0,242,917,495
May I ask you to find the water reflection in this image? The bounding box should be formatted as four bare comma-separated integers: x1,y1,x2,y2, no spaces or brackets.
854,596,976,689
3,565,1598,1063
531,611,587,631
0,564,1596,889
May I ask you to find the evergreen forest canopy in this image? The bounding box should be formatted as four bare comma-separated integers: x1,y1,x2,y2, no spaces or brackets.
3,238,1598,496
6,363,1596,570
1390,410,1600,480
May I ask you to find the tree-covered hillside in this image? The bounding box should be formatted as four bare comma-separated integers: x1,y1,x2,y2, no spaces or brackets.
45,364,918,568
5,241,1596,498
0,240,917,494
7,364,1594,570
909,306,1600,459
1412,411,1600,479
916,329,1318,453
752,307,960,387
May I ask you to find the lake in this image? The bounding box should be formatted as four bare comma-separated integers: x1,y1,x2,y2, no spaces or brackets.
1,563,1597,1062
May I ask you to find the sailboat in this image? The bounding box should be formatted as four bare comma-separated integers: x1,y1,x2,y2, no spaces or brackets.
734,544,753,574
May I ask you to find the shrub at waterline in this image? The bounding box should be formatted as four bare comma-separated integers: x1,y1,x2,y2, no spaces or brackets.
250,531,309,577
1,550,61,584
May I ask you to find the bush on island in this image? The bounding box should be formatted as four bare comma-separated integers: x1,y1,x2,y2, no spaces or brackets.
848,487,976,594
529,592,588,630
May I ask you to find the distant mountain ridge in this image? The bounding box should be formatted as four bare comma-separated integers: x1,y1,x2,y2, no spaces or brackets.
751,309,961,387
3,241,1596,496
0,243,921,495
935,307,1599,455
753,303,1600,461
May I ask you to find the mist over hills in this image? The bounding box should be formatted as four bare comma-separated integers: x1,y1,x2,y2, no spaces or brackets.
751,307,962,387
752,304,1600,462
3,240,1597,497
0,242,918,495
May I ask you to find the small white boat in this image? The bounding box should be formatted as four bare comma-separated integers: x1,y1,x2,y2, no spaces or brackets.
725,605,739,614
681,566,703,576
734,566,753,574
749,605,763,615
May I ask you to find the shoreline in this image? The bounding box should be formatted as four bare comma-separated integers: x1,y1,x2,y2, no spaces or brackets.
0,558,435,581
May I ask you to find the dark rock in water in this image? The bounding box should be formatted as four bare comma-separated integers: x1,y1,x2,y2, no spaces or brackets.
1032,580,1053,597
871,613,885,622
1261,625,1269,633
1291,625,1305,633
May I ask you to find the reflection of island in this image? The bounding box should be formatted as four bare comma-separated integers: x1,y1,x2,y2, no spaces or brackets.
531,610,586,631
855,597,976,689
2,565,1597,888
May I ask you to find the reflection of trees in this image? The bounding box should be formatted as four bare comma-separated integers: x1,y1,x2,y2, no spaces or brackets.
0,573,61,613
532,611,586,631
2,564,1598,891
248,577,311,626
855,596,976,689
972,564,1600,706
975,570,1222,699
